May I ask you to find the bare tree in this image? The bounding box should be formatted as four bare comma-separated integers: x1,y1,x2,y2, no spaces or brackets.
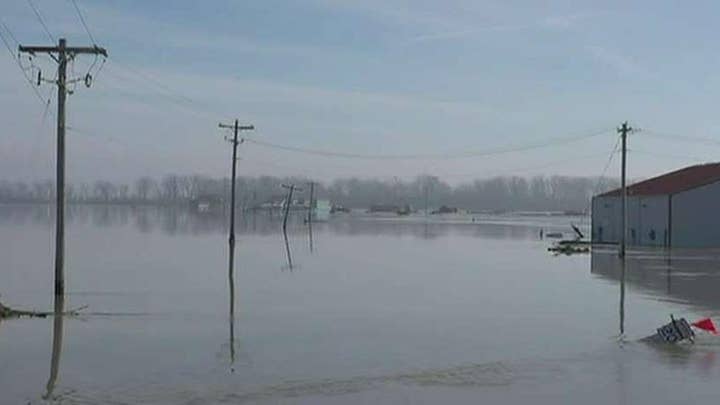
135,177,154,202
93,181,116,202
161,175,180,202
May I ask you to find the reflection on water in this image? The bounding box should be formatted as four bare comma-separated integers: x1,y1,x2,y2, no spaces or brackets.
44,295,65,401
619,257,626,338
592,248,720,312
0,204,559,240
228,237,236,371
283,230,295,271
308,216,314,254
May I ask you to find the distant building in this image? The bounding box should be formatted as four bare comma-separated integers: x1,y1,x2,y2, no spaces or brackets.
313,199,332,221
592,163,720,248
368,204,401,213
191,194,223,213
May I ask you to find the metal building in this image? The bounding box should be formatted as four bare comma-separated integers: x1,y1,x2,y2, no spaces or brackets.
591,163,720,248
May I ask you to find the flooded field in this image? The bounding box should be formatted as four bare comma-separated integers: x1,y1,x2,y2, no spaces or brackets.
2,205,720,404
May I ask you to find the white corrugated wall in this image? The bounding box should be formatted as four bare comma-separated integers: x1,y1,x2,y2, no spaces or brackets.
671,180,720,247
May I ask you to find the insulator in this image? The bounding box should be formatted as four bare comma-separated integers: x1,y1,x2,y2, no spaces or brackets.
84,73,93,88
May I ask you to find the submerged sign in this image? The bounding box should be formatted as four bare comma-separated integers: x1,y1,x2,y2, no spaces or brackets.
655,317,695,343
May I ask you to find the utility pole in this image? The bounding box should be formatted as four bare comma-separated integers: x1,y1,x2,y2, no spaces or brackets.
281,184,303,233
307,182,315,224
307,182,315,253
424,180,430,217
19,39,107,297
618,121,632,259
218,120,254,248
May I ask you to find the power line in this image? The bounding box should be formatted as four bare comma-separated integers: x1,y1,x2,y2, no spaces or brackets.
244,128,612,160
591,133,621,196
630,149,704,162
642,129,720,147
100,59,223,122
0,18,20,46
439,151,613,179
105,58,198,106
69,0,97,45
26,0,55,43
0,22,47,104
581,133,622,225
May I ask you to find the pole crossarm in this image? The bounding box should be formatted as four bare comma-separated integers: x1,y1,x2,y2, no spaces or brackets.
219,123,254,130
19,45,107,56
281,184,303,192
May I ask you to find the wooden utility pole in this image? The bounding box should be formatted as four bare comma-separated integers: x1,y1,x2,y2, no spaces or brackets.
618,121,632,259
281,184,302,233
19,39,107,297
218,120,254,248
307,182,315,253
307,182,315,224
424,180,430,217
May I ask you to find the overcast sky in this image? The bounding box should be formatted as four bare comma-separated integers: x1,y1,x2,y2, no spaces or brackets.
2,0,720,184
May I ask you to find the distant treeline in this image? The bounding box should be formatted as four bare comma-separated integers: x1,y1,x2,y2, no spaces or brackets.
0,175,619,212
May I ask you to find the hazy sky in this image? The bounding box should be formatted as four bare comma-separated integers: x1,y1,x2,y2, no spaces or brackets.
2,0,720,184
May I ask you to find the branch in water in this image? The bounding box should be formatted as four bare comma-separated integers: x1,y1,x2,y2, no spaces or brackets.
0,301,87,319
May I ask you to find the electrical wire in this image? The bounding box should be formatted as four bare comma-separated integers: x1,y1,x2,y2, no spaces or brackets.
0,21,47,104
244,128,612,160
591,133,621,197
630,149,704,162
437,151,614,179
104,58,197,106
100,60,222,122
642,129,720,147
26,0,55,43
69,0,97,45
577,134,622,223
0,18,20,45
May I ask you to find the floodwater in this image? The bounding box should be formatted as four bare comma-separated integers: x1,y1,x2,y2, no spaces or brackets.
2,205,720,404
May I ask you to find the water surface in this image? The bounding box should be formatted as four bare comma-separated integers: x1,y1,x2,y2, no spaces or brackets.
2,205,720,404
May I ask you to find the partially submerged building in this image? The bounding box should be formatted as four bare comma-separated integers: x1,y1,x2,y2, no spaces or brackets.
591,163,720,248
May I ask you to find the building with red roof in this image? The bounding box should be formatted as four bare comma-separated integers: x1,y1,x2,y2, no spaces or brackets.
592,163,720,247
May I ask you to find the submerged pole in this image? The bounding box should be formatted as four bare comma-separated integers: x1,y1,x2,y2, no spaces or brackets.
19,38,108,298
229,120,239,247
217,120,254,248
307,182,314,253
283,230,294,270
280,184,301,233
282,185,293,232
618,121,631,258
54,39,67,297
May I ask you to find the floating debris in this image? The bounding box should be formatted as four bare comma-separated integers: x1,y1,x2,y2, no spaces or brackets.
0,299,86,320
548,240,591,255
0,300,48,319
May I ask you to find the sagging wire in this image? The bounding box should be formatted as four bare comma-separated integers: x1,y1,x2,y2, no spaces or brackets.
0,20,46,103
642,129,720,147
243,127,613,161
582,134,622,224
